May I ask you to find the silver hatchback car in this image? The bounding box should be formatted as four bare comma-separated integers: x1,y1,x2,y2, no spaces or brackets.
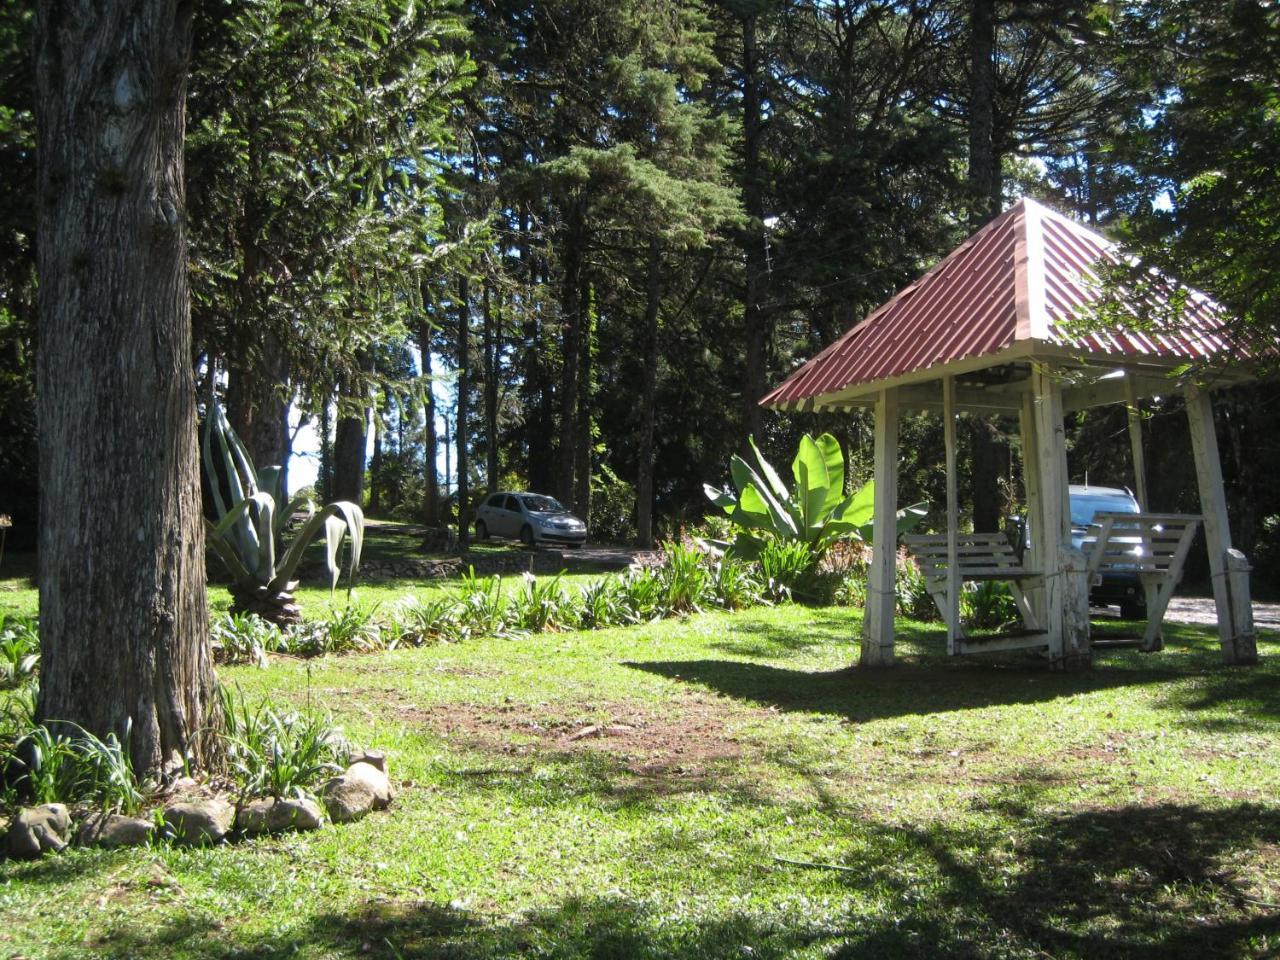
474,492,588,547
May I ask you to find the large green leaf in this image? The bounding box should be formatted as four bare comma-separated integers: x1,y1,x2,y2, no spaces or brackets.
703,483,738,515
733,482,777,533
792,434,831,541
749,435,792,506
271,501,364,595
815,433,845,517
852,501,930,543
730,455,798,537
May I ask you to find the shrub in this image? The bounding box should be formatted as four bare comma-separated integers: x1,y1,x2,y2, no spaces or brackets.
614,567,667,623
6,721,145,814
211,612,286,667
577,577,626,629
960,581,1019,631
656,541,713,614
512,573,578,633
758,540,819,602
589,464,637,543
397,596,466,645
217,686,346,801
895,552,939,621
710,554,767,611
0,614,39,688
456,568,513,638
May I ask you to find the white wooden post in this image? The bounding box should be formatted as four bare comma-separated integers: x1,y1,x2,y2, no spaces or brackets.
1019,391,1045,626
943,376,960,653
1124,374,1149,510
1032,365,1072,664
1186,386,1258,665
861,387,899,667
1060,545,1091,663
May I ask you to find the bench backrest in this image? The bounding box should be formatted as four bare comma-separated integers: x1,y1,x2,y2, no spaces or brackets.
1082,513,1201,577
902,532,1031,580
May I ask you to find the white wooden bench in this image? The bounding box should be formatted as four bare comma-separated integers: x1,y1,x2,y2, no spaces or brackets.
902,532,1045,654
1081,512,1201,651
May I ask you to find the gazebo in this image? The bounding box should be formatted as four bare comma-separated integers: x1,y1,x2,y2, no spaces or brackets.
762,198,1258,668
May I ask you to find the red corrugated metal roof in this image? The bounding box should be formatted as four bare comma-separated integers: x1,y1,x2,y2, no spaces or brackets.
762,198,1240,412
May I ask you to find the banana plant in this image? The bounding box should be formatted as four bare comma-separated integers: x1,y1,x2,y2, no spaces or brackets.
203,400,363,625
704,433,927,560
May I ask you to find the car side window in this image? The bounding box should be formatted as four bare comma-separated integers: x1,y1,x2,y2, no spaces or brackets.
504,496,520,512
487,494,504,508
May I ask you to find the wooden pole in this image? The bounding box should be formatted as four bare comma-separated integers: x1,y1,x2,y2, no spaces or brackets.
1032,365,1071,663
943,376,960,653
861,387,899,668
1186,386,1257,664
1124,374,1149,509
1019,391,1045,626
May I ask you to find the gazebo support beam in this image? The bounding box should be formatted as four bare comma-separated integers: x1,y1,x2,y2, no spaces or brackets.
1186,386,1257,665
943,376,960,653
1018,392,1045,626
861,386,899,668
1124,375,1149,509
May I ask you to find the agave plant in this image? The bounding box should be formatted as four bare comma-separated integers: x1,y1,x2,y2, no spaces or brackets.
203,399,363,625
704,433,927,561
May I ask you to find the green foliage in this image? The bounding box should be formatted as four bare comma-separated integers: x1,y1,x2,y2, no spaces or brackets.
960,581,1020,632
456,568,514,639
203,399,363,622
709,554,768,611
588,465,638,544
6,721,144,814
396,596,467,645
895,554,939,622
758,540,820,603
577,577,628,630
511,574,578,633
0,613,38,687
655,541,713,614
217,686,346,802
706,433,927,561
211,613,286,668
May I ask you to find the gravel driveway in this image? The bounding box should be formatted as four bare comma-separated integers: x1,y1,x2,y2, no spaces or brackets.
1164,595,1280,632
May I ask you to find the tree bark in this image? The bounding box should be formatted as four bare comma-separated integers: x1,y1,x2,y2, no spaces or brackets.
968,0,998,224
318,387,333,502
226,331,289,483
740,11,770,447
368,406,383,515
456,274,471,547
453,277,468,547
557,207,584,510
636,239,662,546
417,319,439,525
34,0,214,777
483,279,500,491
573,278,593,522
333,369,367,505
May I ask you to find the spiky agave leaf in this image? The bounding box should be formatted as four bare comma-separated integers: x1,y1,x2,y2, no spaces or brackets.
270,501,364,597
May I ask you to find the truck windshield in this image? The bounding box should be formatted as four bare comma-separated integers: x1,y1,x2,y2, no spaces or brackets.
1070,492,1139,528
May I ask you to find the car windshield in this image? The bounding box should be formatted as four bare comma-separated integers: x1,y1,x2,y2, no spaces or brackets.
1070,492,1139,528
521,495,565,513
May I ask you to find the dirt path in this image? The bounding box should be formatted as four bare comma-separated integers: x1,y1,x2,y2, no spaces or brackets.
1164,596,1280,632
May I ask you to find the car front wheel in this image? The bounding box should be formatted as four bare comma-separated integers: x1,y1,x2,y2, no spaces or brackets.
520,524,535,547
475,520,489,540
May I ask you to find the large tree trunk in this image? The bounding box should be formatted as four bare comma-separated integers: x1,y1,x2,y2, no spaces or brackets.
456,274,471,547
333,369,367,505
34,0,214,778
525,246,555,494
318,387,333,502
417,319,439,525
573,278,593,522
483,280,500,491
368,407,383,515
557,209,584,510
740,11,770,447
225,331,289,481
636,240,662,547
968,0,998,224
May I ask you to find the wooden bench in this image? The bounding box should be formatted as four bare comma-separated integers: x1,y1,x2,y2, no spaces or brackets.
1081,513,1201,651
902,532,1045,654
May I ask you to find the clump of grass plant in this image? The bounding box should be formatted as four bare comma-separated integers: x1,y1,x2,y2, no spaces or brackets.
456,568,513,638
211,612,286,667
656,541,713,614
511,573,578,633
0,614,39,688
4,720,145,815
216,685,346,802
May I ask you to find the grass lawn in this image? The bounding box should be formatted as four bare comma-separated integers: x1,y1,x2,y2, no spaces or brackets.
1,592,1278,958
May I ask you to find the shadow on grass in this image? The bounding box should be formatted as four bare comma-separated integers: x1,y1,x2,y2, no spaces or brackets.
53,800,1280,960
